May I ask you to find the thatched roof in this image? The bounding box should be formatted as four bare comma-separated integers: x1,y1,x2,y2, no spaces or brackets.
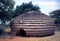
13,11,52,21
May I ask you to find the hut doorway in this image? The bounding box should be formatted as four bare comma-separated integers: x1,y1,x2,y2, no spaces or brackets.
16,29,26,37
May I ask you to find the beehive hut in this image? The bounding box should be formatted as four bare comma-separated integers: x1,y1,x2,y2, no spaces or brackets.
10,11,55,37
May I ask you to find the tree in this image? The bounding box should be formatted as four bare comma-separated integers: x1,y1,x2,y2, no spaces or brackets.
49,9,60,26
13,1,40,18
0,0,15,24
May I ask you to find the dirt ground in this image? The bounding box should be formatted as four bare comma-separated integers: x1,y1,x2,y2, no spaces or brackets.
0,31,60,41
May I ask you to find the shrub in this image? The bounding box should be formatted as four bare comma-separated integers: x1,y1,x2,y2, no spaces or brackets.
0,28,4,35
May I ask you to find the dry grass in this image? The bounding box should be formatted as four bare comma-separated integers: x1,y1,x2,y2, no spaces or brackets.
0,31,60,41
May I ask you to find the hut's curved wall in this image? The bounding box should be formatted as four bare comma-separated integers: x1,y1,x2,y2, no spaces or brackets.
11,11,55,37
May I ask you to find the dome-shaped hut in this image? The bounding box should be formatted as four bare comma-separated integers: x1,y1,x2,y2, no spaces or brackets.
11,11,55,37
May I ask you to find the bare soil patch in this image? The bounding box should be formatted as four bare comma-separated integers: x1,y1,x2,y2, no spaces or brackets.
0,31,60,41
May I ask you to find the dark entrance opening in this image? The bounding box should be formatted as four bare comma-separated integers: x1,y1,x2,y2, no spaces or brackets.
16,29,26,37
